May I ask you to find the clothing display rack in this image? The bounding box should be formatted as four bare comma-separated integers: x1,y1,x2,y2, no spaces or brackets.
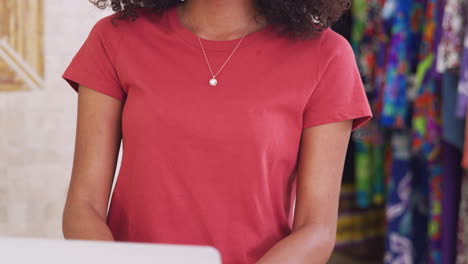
332,1,468,263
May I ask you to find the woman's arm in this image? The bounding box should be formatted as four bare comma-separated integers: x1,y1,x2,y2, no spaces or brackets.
256,119,353,264
62,84,124,241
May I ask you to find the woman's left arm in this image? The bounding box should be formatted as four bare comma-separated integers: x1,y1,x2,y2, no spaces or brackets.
256,119,353,264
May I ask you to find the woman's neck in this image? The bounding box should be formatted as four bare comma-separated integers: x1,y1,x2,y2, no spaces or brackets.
177,0,268,41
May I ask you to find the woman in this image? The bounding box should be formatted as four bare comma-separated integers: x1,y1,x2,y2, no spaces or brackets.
61,0,373,263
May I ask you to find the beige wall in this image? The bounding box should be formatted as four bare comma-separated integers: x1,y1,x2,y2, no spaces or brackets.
0,0,115,238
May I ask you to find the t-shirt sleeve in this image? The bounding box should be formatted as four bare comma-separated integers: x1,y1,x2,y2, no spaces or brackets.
303,29,373,132
61,16,127,102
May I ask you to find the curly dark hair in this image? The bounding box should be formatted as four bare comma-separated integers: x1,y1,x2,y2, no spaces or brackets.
90,0,350,40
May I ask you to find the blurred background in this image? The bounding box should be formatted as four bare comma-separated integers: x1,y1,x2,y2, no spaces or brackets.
0,0,467,264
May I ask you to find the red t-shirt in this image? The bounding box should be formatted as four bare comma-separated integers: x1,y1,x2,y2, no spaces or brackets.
62,6,373,264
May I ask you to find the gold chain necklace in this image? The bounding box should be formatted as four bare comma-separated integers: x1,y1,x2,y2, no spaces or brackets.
186,9,254,87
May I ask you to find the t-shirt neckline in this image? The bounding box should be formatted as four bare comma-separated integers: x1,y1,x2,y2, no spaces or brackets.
167,5,273,52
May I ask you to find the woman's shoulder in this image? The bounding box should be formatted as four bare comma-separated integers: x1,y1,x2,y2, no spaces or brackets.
295,27,357,82
91,7,166,37
86,11,129,43
299,27,356,78
91,8,141,33
295,27,354,64
316,27,354,60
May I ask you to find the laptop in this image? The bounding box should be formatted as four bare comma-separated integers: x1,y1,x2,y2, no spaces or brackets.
0,237,222,264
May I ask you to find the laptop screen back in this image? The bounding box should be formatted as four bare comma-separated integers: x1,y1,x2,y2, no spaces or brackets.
0,237,222,264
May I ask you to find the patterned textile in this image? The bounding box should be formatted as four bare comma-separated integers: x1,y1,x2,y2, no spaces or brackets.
459,26,468,96
380,0,412,128
417,41,444,264
336,183,386,248
457,25,468,118
350,0,387,209
355,123,386,208
355,136,374,208
351,0,367,54
409,0,428,71
384,132,413,264
436,0,468,72
381,0,426,128
411,0,444,262
351,0,386,92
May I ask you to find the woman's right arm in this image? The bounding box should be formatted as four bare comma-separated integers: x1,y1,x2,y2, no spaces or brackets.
62,84,124,241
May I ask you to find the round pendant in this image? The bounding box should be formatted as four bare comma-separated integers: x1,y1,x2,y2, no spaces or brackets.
209,78,218,87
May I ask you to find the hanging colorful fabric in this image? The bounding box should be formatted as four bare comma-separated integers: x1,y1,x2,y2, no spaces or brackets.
381,0,412,128
457,23,468,118
372,129,386,205
351,0,387,209
352,0,387,92
355,136,373,208
384,132,414,263
351,0,367,54
411,0,444,262
354,122,386,208
436,0,467,73
408,0,428,70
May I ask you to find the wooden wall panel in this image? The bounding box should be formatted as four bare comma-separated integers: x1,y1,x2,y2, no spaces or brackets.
0,0,44,92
